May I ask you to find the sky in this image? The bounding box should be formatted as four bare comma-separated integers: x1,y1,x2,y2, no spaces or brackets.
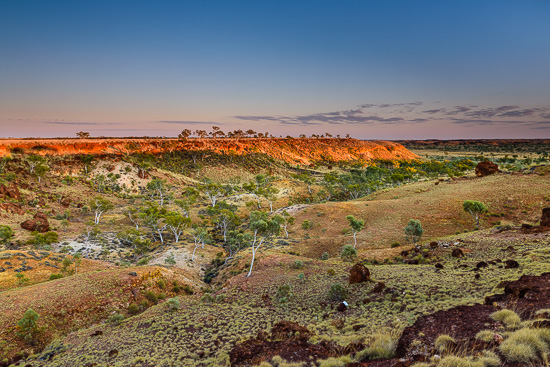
1,0,550,139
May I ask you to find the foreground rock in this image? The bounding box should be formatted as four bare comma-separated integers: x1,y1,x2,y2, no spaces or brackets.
20,212,50,232
475,161,499,177
349,263,370,284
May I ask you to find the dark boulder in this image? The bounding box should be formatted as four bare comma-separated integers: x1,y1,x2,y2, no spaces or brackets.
20,212,50,233
475,161,499,177
504,259,519,269
349,263,370,284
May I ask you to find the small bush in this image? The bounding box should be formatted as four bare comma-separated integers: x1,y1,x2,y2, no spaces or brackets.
328,283,347,301
136,257,150,266
139,299,149,310
276,284,293,303
108,313,125,325
157,279,166,289
499,328,550,364
355,331,397,361
128,303,140,315
390,241,400,248
490,309,521,329
475,330,495,343
49,273,63,280
327,268,336,276
341,245,357,262
437,356,469,367
145,291,158,304
166,297,180,311
321,252,329,260
290,260,304,269
434,334,456,353
182,284,194,295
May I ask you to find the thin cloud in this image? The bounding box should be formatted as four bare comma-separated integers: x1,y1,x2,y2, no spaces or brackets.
158,121,223,125
44,121,120,125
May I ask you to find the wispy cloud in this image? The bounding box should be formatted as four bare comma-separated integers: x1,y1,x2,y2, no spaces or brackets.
157,121,223,125
44,121,120,125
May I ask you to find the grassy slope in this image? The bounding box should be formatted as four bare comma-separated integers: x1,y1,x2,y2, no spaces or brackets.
284,173,550,260
0,265,196,361
30,228,550,366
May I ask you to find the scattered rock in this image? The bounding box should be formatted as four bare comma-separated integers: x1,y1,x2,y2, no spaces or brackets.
504,259,519,269
0,183,21,201
429,241,438,249
451,248,464,258
20,212,50,233
475,274,480,280
128,272,138,277
337,302,347,312
434,263,444,269
476,261,488,269
0,202,25,215
371,282,386,293
541,207,550,227
90,330,103,337
475,161,499,177
349,263,370,284
61,198,71,208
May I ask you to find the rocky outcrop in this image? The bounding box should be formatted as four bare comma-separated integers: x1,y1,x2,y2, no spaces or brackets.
349,263,370,284
0,183,21,201
0,202,24,215
475,161,499,177
20,212,50,233
0,138,419,165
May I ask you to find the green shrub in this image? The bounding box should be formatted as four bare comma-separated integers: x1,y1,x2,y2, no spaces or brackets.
475,330,495,343
434,334,456,353
321,252,330,260
108,313,125,325
490,309,521,329
327,268,336,276
182,284,194,295
355,331,397,361
438,356,469,367
290,260,304,269
328,283,347,301
16,308,39,343
139,299,149,310
128,303,140,315
137,257,150,266
0,225,14,243
340,245,357,262
145,290,158,304
390,241,401,248
499,328,550,364
157,279,166,289
15,272,29,286
276,284,293,303
166,297,181,311
49,273,63,280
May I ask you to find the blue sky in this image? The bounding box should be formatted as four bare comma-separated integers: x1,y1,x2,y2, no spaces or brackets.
1,0,549,139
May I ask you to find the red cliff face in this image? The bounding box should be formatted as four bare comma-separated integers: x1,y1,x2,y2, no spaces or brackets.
0,138,418,164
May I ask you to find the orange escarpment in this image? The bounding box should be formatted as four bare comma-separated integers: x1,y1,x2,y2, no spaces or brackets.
0,138,418,164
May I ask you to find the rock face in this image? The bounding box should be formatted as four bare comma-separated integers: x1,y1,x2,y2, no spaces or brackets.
349,263,370,284
0,202,24,215
0,138,419,165
20,212,50,233
475,161,499,177
541,207,550,227
0,183,21,201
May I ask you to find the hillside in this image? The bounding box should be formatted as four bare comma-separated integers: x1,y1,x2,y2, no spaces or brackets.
0,138,418,165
